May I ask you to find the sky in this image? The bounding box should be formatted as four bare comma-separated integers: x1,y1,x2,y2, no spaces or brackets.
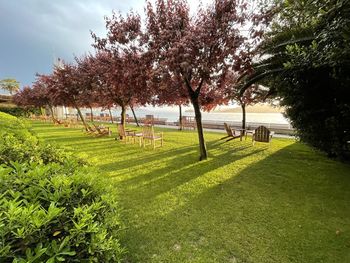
0,0,211,89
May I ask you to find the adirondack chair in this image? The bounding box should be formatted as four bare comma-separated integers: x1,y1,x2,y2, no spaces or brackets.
53,119,64,125
252,126,274,145
221,123,243,141
142,125,163,149
85,125,97,134
93,124,111,136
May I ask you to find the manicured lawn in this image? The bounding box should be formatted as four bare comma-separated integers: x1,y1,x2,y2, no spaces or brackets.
29,121,350,263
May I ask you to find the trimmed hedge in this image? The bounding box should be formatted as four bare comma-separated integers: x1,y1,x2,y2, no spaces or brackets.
0,112,125,262
0,106,38,117
0,112,82,166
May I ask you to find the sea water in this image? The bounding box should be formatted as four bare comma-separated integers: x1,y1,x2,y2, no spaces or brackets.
81,106,290,125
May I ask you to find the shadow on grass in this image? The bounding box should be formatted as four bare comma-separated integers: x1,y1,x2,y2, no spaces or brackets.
31,121,350,262
98,145,198,172
118,145,265,202
121,143,350,263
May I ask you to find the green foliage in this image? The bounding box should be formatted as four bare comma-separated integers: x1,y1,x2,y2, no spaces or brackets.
0,112,32,138
0,106,39,117
0,162,125,262
248,0,350,159
0,113,125,262
0,132,86,167
0,112,85,166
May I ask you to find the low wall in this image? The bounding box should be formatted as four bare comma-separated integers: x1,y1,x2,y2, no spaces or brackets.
171,120,294,135
66,112,295,135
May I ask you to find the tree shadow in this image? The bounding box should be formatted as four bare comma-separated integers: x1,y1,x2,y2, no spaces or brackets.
98,145,198,173
122,143,350,262
118,145,264,202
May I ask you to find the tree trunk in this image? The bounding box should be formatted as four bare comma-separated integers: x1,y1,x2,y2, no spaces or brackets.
90,107,94,122
48,104,56,122
120,105,126,128
191,96,207,161
241,104,246,130
179,104,183,130
108,108,114,124
130,105,139,127
76,107,90,131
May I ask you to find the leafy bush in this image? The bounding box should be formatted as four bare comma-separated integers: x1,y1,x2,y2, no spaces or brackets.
250,0,350,159
278,67,350,159
0,132,85,167
0,112,32,139
0,162,125,262
0,106,39,117
0,112,85,166
0,112,125,262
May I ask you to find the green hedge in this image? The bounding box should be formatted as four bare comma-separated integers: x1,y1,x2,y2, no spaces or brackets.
0,106,38,117
0,112,81,166
0,112,125,262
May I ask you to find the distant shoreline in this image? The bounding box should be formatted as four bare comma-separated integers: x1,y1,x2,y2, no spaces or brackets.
186,104,284,114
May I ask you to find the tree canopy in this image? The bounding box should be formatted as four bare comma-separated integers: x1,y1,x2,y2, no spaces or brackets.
240,0,350,159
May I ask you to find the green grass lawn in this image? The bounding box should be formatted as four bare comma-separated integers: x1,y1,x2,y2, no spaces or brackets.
29,121,350,263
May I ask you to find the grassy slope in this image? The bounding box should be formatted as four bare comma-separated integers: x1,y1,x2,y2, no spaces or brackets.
30,121,350,263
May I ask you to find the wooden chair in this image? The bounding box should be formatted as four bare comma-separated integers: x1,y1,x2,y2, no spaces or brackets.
144,115,154,126
180,116,196,130
252,126,274,145
39,115,49,122
142,125,163,149
93,123,111,136
116,124,136,143
30,114,38,120
131,130,143,146
63,119,71,127
85,125,97,134
53,119,64,125
221,123,243,141
68,119,79,128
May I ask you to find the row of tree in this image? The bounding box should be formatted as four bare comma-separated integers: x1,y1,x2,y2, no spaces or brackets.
14,0,269,161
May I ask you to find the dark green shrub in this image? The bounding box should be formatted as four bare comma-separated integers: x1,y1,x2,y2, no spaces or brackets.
278,67,350,159
0,106,39,117
249,0,350,159
0,162,125,262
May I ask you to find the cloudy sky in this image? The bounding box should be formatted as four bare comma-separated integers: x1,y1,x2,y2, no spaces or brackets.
0,0,209,88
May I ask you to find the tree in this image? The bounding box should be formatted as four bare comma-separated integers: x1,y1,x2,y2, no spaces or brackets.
48,61,91,131
225,71,267,129
0,78,20,95
149,69,189,130
92,12,152,128
241,0,350,159
13,75,56,120
75,54,104,123
145,0,258,160
13,86,33,108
